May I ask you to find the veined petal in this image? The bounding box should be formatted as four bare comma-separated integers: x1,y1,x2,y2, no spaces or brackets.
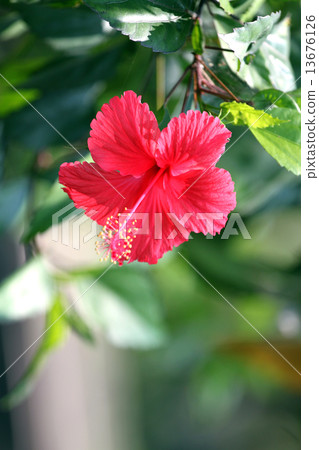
59,162,188,264
88,91,160,177
59,161,146,225
128,177,190,264
167,167,236,236
156,110,231,176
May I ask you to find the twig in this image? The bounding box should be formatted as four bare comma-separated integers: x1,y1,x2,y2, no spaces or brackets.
199,65,232,99
196,0,206,17
205,45,234,53
193,68,199,109
200,59,240,102
206,0,215,18
164,65,191,105
199,87,233,100
182,71,193,113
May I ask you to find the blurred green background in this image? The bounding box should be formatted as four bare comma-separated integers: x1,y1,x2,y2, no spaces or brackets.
0,0,300,449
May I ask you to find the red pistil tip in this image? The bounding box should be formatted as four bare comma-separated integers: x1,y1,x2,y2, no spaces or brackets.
95,212,138,265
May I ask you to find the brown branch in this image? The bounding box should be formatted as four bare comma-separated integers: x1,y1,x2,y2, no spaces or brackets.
199,87,233,101
200,69,229,97
199,59,240,102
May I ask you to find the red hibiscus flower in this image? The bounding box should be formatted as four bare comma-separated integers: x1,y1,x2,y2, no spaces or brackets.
59,91,236,265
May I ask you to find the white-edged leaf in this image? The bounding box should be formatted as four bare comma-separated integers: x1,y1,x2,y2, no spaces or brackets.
215,13,295,92
84,0,195,53
259,17,296,91
214,13,273,89
219,12,281,62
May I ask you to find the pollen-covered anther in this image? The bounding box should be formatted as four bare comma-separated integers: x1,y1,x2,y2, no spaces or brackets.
95,214,138,266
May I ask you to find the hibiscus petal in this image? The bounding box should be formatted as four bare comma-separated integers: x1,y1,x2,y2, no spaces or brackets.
166,167,236,236
88,91,160,177
59,161,145,225
59,161,188,264
129,178,190,264
156,110,231,176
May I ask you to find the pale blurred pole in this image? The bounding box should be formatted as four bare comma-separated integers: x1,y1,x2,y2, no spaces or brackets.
156,54,166,110
0,224,144,450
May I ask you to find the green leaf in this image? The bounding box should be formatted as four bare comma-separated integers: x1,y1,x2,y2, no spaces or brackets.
77,267,167,349
219,101,284,128
213,54,257,102
0,35,53,88
240,0,265,22
214,13,273,89
42,0,83,6
0,296,69,409
232,208,301,268
6,86,97,151
259,17,296,91
219,12,281,63
0,177,29,234
218,0,234,15
16,4,104,51
252,88,300,111
64,306,95,343
251,107,301,175
222,0,255,18
84,0,195,53
22,179,76,242
214,12,296,92
191,19,204,55
0,257,54,321
21,47,122,92
147,0,194,9
0,89,40,117
287,89,301,109
156,105,171,130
